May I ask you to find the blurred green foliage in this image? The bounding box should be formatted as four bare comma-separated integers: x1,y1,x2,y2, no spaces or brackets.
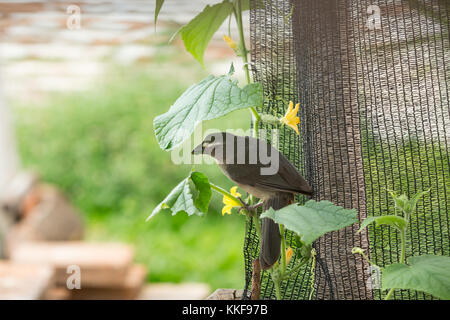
12,61,252,290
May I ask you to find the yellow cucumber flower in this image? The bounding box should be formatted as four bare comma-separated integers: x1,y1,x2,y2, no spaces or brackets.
223,35,238,50
222,186,242,215
280,101,300,135
286,247,294,264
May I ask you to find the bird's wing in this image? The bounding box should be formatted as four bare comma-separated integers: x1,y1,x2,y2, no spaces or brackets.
219,134,312,196
253,172,311,195
221,161,311,196
249,143,312,195
276,152,312,195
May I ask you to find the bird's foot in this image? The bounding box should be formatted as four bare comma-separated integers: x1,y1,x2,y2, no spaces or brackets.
237,197,263,214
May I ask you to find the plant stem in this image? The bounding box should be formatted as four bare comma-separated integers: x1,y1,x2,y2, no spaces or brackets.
252,214,261,239
252,109,261,138
209,183,240,204
385,288,395,301
281,258,308,280
385,229,407,300
280,224,287,274
308,250,316,300
235,0,250,84
234,0,260,138
274,279,282,300
270,268,282,300
400,229,406,265
356,248,378,267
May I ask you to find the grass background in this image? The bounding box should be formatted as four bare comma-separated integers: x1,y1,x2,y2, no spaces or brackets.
12,52,252,290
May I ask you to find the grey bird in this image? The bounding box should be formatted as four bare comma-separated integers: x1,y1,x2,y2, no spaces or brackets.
192,132,312,270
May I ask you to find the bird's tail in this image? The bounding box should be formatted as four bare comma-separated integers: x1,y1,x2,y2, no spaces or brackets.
259,193,294,270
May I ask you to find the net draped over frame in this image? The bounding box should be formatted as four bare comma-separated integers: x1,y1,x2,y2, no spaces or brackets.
243,0,449,300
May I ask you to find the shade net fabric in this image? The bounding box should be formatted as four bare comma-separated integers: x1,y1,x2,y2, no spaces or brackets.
243,0,449,300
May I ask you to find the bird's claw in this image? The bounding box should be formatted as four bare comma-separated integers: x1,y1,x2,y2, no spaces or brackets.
237,197,263,214
237,196,247,207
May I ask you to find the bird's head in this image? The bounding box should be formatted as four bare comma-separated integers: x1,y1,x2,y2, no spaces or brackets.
192,132,226,160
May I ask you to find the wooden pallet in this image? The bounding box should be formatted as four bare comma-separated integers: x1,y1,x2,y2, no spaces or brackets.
0,261,55,299
10,241,135,288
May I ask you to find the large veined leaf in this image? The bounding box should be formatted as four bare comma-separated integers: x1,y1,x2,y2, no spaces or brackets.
260,200,358,245
382,255,450,300
147,171,212,220
191,171,211,213
154,74,262,150
358,215,408,233
179,1,234,66
167,0,263,44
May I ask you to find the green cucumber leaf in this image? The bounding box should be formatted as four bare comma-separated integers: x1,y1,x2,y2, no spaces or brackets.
358,215,408,233
191,171,212,214
154,74,262,150
260,200,358,245
147,171,211,220
382,255,450,300
179,1,234,66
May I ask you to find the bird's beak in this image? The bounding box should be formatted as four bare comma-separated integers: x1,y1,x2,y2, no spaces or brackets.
191,143,204,155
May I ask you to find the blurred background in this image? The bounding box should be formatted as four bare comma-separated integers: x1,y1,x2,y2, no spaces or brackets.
0,0,251,299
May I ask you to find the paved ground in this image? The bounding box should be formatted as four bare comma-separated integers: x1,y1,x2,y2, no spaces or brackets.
0,0,248,101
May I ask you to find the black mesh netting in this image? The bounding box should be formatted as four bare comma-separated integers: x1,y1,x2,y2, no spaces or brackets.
242,0,449,300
